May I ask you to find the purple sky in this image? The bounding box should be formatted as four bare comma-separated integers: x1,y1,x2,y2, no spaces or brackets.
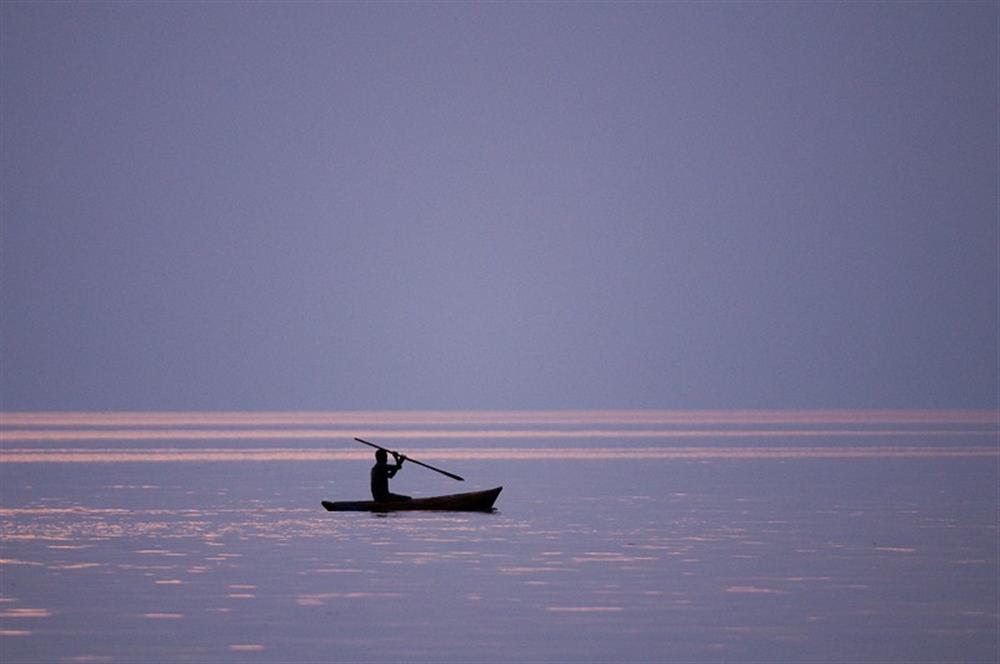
2,2,996,411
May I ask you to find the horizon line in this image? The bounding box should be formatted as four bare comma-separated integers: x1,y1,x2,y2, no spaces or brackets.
2,408,998,429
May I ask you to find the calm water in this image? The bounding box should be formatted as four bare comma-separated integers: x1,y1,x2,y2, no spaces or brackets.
1,411,997,663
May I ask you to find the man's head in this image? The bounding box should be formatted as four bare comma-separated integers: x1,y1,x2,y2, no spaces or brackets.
375,449,388,464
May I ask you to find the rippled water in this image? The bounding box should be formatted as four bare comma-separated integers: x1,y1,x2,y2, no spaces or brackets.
1,411,997,662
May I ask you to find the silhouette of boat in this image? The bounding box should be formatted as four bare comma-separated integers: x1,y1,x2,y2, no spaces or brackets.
322,486,502,512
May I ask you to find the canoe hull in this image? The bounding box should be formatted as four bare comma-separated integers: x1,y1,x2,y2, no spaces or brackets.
322,487,502,512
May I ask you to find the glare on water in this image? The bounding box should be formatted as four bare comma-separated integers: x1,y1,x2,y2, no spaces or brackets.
1,411,997,663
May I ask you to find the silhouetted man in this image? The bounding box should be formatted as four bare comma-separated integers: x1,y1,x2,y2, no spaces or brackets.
371,448,411,502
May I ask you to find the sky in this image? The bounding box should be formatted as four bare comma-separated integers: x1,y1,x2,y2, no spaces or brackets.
1,2,997,412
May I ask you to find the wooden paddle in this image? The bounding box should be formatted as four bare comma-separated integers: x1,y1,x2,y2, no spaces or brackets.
354,438,465,481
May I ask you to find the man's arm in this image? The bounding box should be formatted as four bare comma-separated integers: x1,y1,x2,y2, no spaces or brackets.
386,453,406,477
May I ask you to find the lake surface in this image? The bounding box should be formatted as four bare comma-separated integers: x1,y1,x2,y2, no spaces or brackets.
1,411,997,663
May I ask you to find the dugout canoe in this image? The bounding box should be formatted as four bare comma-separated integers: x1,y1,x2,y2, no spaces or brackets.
322,486,502,512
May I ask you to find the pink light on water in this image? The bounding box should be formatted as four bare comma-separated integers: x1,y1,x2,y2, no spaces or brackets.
0,446,995,463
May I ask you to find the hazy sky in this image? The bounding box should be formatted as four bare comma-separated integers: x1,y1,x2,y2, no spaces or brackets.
2,2,996,411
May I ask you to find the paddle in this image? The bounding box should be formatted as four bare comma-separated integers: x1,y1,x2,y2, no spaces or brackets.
354,438,464,482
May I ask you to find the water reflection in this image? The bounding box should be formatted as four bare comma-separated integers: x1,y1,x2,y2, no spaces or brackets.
1,416,997,662
1,445,995,464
